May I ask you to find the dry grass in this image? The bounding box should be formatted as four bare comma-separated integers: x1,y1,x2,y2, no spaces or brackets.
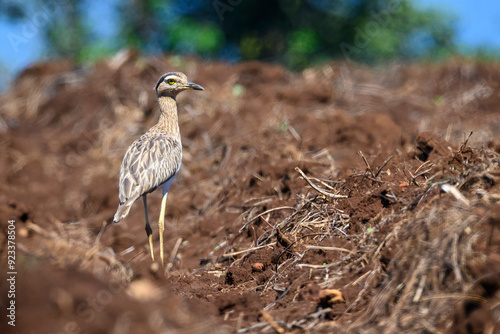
233,146,499,333
23,220,133,283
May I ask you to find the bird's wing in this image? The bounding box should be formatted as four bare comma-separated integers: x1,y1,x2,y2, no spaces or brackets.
118,134,182,205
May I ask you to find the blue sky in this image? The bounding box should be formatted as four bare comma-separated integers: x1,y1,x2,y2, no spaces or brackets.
0,0,499,89
0,0,119,89
415,0,500,49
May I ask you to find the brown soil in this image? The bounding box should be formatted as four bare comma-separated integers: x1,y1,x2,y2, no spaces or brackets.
1,52,499,333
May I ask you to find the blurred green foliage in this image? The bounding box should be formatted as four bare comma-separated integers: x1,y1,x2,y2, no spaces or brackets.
3,0,463,69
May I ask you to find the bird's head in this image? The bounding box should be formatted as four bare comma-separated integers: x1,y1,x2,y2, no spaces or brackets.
155,72,204,97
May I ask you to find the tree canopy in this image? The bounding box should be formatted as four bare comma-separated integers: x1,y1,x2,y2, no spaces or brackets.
4,0,459,69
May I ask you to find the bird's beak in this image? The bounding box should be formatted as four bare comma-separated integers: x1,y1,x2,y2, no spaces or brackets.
186,82,204,91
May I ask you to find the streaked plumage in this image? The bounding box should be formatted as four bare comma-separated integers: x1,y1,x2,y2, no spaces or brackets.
114,131,182,221
113,72,204,265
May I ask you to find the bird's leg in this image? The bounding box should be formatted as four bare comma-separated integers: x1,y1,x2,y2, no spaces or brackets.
143,195,154,261
158,191,168,267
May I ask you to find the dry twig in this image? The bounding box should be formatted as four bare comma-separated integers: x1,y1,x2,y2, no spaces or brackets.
295,167,347,199
223,243,277,257
359,151,375,178
305,245,355,255
260,310,285,334
375,154,394,178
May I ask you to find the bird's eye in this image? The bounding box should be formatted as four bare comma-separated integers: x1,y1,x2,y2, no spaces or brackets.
167,79,175,85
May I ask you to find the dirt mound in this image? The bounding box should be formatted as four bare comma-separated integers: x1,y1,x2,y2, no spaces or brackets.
1,52,499,333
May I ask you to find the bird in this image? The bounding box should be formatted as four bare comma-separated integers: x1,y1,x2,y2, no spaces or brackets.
113,72,204,265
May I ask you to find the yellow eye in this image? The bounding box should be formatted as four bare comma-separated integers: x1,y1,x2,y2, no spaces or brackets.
167,79,175,85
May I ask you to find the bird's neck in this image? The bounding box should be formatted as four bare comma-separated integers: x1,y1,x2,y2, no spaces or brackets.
157,95,180,136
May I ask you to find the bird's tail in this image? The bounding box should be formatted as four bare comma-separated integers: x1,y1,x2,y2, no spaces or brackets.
113,203,133,223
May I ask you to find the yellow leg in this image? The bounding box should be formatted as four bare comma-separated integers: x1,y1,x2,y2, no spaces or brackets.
158,192,168,267
148,234,155,261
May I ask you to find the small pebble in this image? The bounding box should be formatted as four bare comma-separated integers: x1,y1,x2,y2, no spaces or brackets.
251,262,265,272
